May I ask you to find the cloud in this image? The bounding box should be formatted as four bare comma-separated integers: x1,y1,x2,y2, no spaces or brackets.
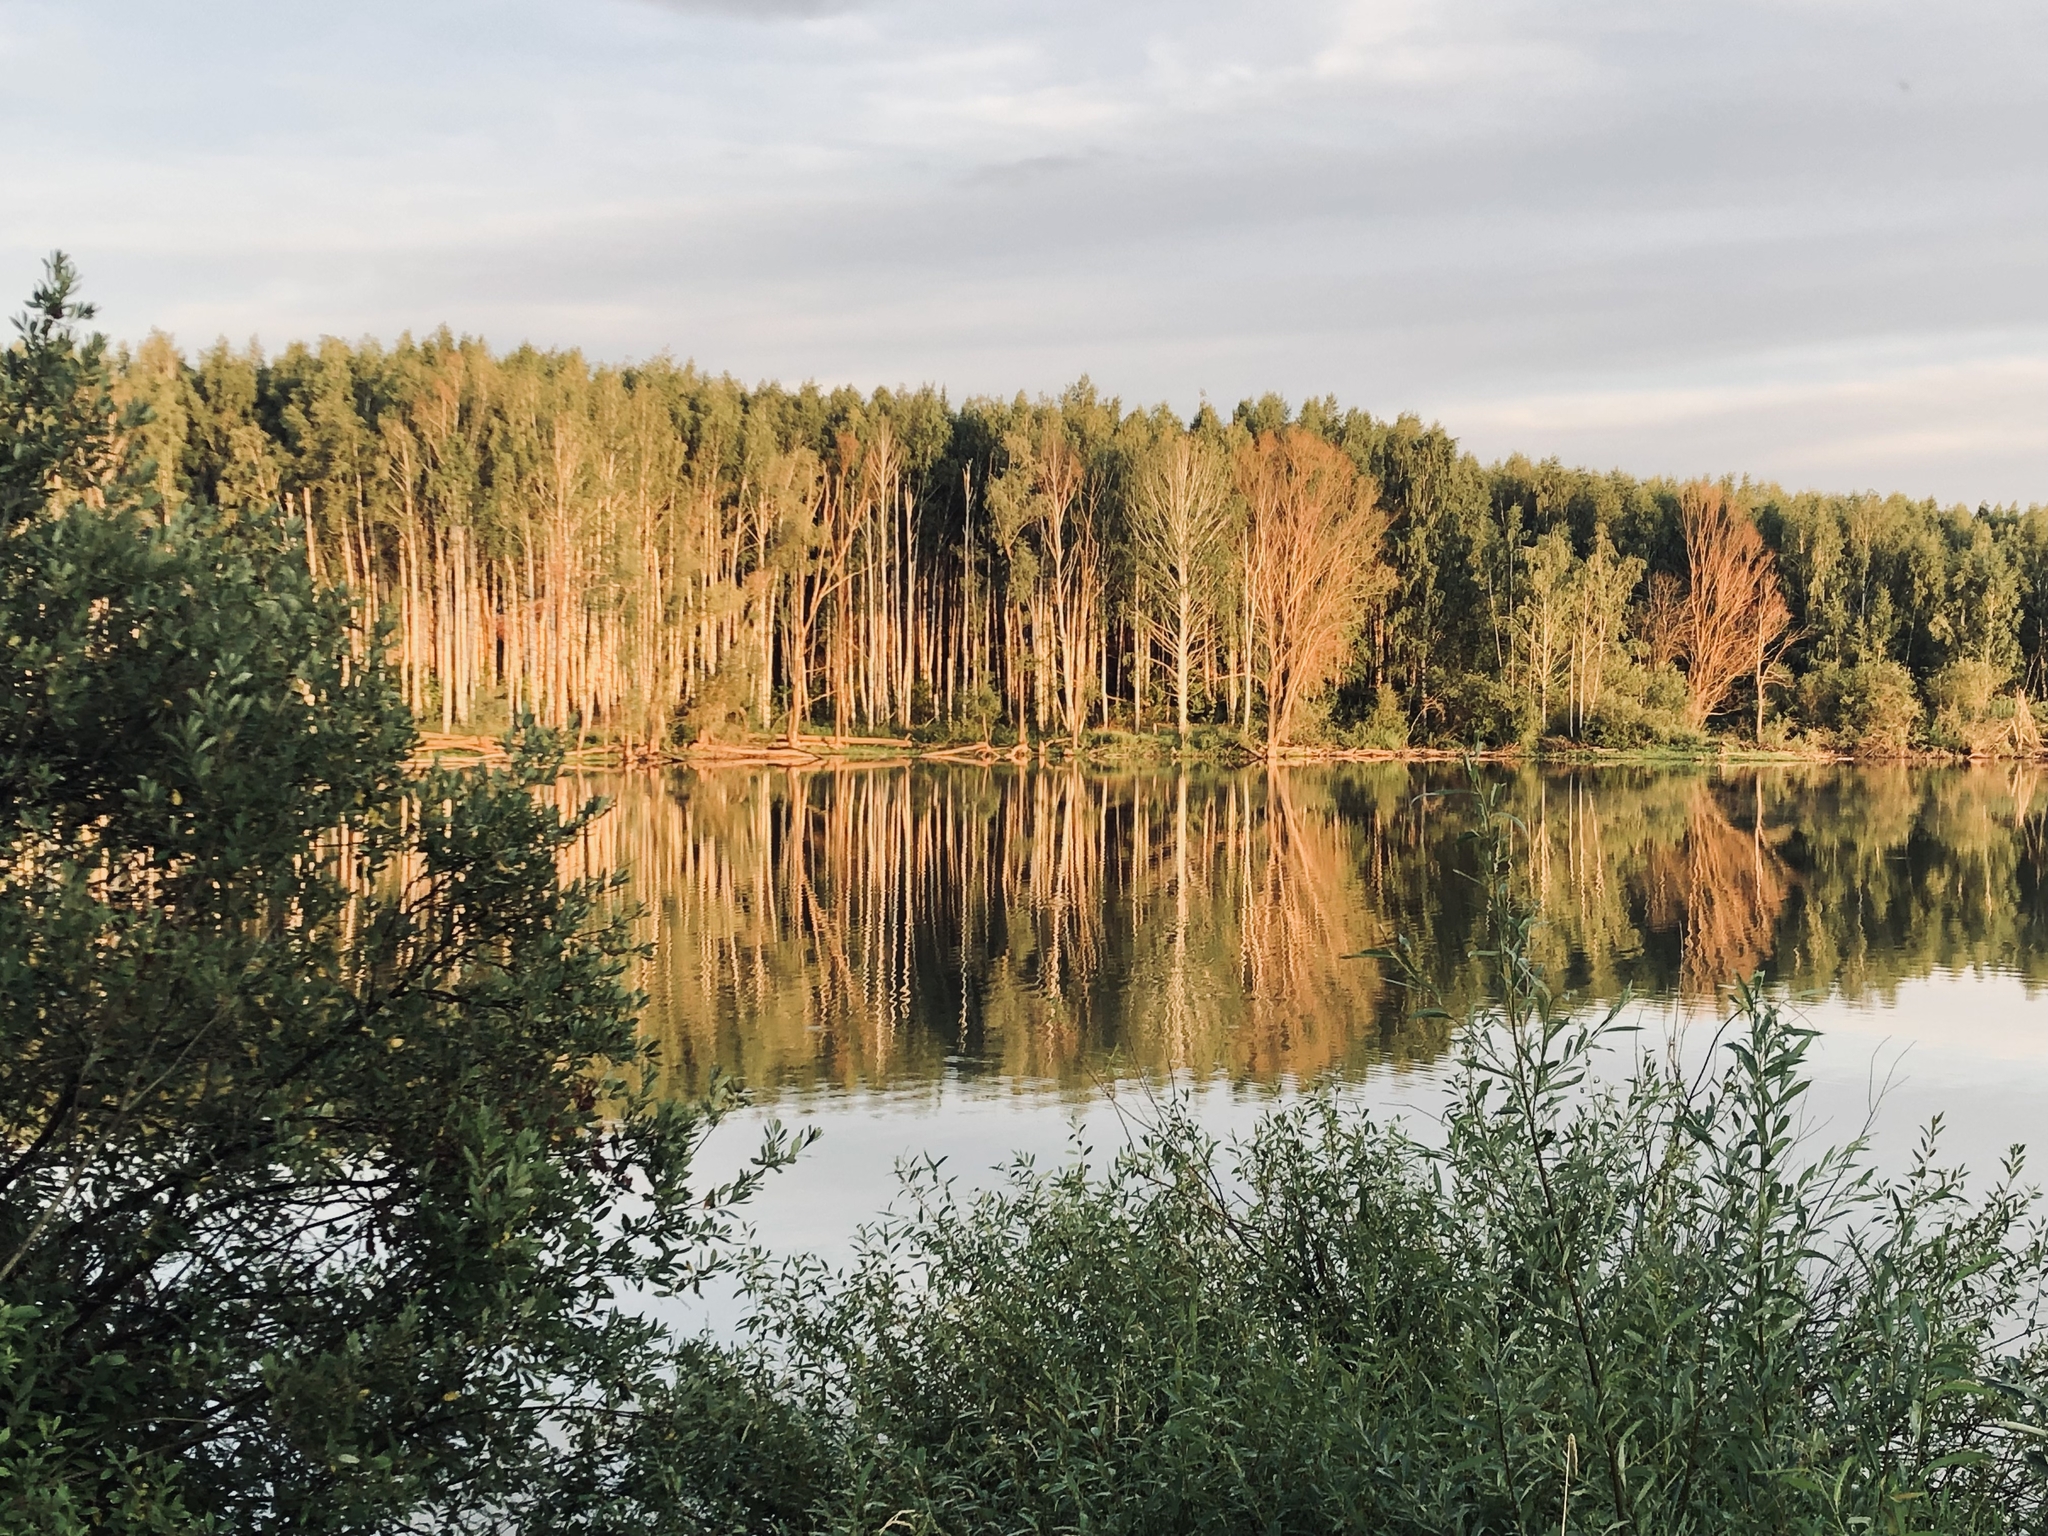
1,0,2042,503
627,0,863,18
1442,347,2048,502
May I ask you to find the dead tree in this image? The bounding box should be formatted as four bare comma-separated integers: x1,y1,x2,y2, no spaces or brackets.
1238,430,1391,754
1680,482,1791,732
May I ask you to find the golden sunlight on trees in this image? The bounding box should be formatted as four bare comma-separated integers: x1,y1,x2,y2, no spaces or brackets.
1239,430,1392,753
1679,481,1793,731
1131,429,1231,748
988,413,1103,745
1639,571,1689,673
95,312,2048,760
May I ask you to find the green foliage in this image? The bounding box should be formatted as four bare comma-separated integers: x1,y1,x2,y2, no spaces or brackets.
1923,659,2019,754
1339,682,1409,750
1,255,143,534
1439,674,1539,750
707,787,2048,1534
1799,660,1925,756
681,650,761,744
1930,657,2009,720
957,683,1002,743
1582,663,1699,750
1581,695,1667,749
0,259,802,1533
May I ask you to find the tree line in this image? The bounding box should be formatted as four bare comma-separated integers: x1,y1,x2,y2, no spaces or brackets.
112,328,2048,755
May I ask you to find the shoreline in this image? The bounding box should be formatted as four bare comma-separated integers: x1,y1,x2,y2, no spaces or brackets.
407,730,2041,772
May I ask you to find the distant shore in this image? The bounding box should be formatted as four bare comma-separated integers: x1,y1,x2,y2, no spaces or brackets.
409,729,2040,771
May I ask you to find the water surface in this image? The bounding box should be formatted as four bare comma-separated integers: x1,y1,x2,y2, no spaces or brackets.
562,764,2048,1260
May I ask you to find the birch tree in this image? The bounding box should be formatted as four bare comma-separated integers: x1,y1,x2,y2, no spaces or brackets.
1131,429,1230,747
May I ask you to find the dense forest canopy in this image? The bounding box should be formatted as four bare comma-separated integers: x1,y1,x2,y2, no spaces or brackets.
110,325,2048,755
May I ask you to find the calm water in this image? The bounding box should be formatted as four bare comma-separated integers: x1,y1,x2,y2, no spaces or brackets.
560,763,2048,1265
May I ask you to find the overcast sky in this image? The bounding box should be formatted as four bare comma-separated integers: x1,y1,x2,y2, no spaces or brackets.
3,0,2043,503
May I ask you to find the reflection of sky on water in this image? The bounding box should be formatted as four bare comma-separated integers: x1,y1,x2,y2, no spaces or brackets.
1786,971,2048,1178
682,968,2048,1339
1635,969,2048,1173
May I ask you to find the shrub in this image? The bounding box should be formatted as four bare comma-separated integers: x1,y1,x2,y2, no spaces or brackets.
1580,663,1699,750
1581,695,1702,751
1798,660,1923,755
1187,722,1256,758
1338,683,1409,750
1435,674,1537,750
1924,659,2018,754
942,684,1002,745
1928,658,2008,721
1,257,806,1535
1581,693,1662,747
1755,712,1805,750
680,651,759,742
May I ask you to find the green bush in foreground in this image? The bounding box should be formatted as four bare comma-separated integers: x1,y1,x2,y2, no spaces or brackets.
701,786,2048,1535
0,258,806,1534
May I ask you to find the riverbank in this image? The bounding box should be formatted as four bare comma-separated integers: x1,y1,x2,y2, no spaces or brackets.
410,727,2038,771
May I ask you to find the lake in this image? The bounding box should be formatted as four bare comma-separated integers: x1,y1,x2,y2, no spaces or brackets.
560,763,2048,1268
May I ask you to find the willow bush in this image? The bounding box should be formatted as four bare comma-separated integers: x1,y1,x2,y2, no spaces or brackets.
0,256,812,1536
695,785,2048,1534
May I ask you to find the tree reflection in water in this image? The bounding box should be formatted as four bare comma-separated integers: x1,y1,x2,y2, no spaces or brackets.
547,764,2048,1098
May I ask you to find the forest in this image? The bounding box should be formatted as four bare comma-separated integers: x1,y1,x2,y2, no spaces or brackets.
114,328,2048,758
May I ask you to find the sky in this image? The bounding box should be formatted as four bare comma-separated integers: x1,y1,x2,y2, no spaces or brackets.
2,0,2043,504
